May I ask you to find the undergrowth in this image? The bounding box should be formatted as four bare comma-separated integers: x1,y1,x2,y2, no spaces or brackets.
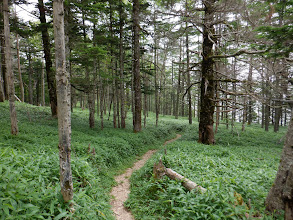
0,102,187,219
126,123,286,219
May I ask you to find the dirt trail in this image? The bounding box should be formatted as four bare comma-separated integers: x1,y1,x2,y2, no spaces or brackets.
110,134,182,220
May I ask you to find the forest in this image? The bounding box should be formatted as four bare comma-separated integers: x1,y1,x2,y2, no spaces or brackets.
0,0,292,219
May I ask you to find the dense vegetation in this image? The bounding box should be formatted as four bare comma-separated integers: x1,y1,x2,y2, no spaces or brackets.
0,102,187,219
126,122,287,219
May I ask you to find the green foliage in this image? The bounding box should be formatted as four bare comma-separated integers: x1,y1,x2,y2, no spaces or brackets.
256,25,293,57
126,123,286,219
0,102,186,219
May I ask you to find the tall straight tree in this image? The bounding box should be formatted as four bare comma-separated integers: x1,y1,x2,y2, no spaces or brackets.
185,4,192,124
198,0,217,144
16,34,24,102
53,0,73,202
38,0,58,117
0,1,8,101
3,0,18,135
132,0,141,132
119,1,126,129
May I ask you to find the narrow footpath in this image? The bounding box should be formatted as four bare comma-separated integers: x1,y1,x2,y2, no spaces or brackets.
110,134,182,220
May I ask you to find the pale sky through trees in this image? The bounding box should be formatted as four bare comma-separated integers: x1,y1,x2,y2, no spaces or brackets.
15,0,39,22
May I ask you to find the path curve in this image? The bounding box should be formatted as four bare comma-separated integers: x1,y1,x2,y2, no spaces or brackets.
110,134,182,220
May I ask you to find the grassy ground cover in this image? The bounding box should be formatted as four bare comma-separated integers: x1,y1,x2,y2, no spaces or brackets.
0,102,188,219
126,122,287,219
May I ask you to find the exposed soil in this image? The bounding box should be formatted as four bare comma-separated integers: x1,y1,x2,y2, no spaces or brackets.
110,134,182,220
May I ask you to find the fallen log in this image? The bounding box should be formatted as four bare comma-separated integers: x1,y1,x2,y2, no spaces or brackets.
153,159,206,193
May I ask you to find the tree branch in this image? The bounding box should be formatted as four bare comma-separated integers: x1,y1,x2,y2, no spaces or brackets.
210,49,268,59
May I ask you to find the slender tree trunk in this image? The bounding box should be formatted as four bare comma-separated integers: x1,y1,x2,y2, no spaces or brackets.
242,94,247,131
16,34,24,102
247,57,253,125
53,0,73,202
0,30,5,102
88,82,95,129
119,1,126,129
155,50,159,126
265,73,270,131
175,39,182,119
38,0,57,117
100,76,104,130
185,14,192,124
0,4,8,101
198,0,217,145
143,71,148,128
27,50,34,104
0,61,4,102
215,81,220,134
41,61,45,106
3,0,18,135
171,60,176,116
36,69,40,105
180,62,185,117
274,66,283,132
133,0,141,132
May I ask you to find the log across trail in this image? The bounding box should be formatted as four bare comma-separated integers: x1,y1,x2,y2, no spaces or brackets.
110,134,182,220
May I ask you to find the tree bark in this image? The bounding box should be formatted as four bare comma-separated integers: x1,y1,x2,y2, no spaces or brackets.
100,78,104,130
185,9,192,124
27,49,34,105
266,110,293,214
175,39,182,119
133,0,141,133
53,0,73,202
41,61,45,106
247,57,253,125
38,0,58,117
16,34,24,102
0,62,4,102
0,39,5,102
198,0,217,144
0,2,8,101
119,1,126,129
3,0,18,135
153,160,206,193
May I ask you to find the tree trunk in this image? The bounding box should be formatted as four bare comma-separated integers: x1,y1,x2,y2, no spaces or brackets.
0,41,5,102
247,57,253,125
100,77,104,130
0,61,4,102
242,94,247,131
119,1,126,129
143,71,148,128
88,85,95,128
41,61,45,106
266,110,293,214
38,0,57,117
0,4,8,101
153,160,206,193
3,0,18,135
175,40,182,119
16,34,24,102
133,0,141,133
198,0,217,145
27,50,33,104
185,12,192,124
215,81,220,134
53,0,73,202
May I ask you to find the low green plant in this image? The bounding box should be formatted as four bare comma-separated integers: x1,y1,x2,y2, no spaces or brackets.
0,101,187,219
126,123,286,219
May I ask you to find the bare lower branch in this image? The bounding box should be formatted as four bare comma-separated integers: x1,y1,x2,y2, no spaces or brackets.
210,49,268,59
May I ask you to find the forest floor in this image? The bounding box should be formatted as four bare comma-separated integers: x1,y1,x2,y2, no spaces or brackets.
110,134,182,220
